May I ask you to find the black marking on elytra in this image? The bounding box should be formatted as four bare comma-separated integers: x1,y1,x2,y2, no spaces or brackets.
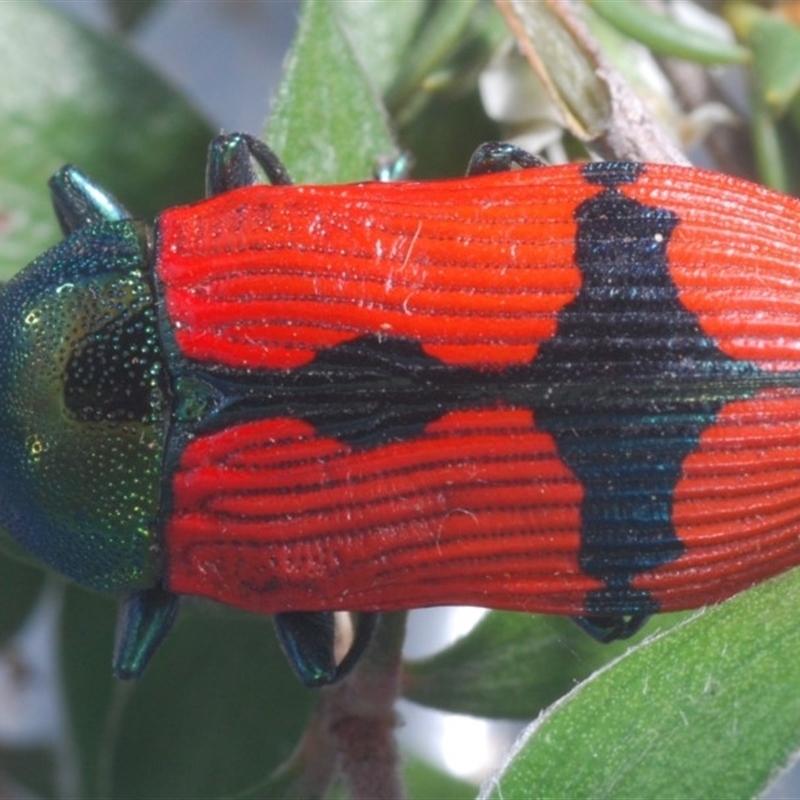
189,335,506,449
162,159,796,631
528,161,758,618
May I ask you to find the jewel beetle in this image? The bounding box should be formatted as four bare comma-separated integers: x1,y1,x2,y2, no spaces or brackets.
3,133,800,687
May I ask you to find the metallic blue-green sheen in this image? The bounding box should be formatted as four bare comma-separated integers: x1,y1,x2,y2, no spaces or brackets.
0,221,168,591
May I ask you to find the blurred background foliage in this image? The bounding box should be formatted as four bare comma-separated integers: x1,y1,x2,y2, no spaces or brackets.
1,1,800,797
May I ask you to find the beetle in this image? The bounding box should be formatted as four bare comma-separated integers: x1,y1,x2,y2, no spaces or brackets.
2,132,800,686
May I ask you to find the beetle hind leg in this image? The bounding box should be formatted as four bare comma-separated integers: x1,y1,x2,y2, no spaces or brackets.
465,141,546,176
274,610,378,687
573,613,649,643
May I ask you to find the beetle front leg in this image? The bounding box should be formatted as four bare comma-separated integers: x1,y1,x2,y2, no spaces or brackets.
48,166,131,234
205,133,294,195
465,141,546,176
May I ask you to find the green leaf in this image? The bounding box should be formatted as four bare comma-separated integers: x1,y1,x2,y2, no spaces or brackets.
403,611,684,720
380,0,482,118
751,80,800,193
482,568,800,799
335,0,504,176
0,747,58,799
727,1,800,117
0,0,213,280
405,88,501,181
105,607,315,800
0,551,45,641
333,0,433,97
60,596,318,800
405,756,478,800
265,0,396,184
589,0,749,66
60,586,118,800
0,526,46,571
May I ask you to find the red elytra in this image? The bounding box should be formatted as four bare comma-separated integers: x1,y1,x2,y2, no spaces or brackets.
624,167,800,371
154,159,800,623
156,168,588,370
165,407,594,615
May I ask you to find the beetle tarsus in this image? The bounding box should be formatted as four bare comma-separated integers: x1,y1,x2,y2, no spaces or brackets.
48,166,131,234
113,584,180,679
206,133,293,196
465,141,546,176
374,151,414,182
333,612,378,680
274,610,378,687
573,613,650,643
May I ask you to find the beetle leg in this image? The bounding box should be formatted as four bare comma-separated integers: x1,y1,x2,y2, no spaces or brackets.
206,133,294,196
374,151,414,182
465,141,546,176
332,612,378,680
274,611,340,687
572,613,650,643
112,584,180,679
274,610,378,687
48,166,131,235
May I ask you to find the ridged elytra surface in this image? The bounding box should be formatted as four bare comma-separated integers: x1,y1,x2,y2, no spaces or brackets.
155,162,800,619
